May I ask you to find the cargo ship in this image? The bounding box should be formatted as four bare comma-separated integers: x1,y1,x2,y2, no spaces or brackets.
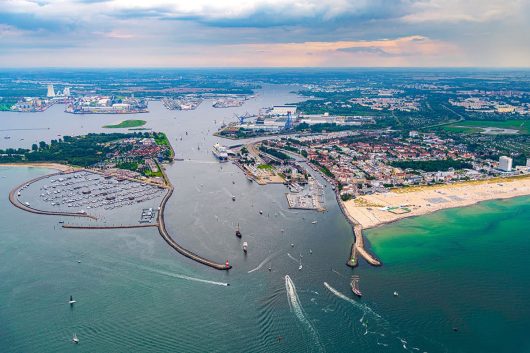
212,143,228,162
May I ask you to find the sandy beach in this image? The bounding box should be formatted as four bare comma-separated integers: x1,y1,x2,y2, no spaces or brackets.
344,176,530,229
0,162,74,172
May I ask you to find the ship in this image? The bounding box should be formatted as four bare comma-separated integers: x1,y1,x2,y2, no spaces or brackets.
212,143,228,162
242,241,248,253
350,275,362,297
235,223,242,238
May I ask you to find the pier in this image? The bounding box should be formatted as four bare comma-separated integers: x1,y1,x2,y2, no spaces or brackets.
157,185,232,270
334,189,381,267
63,224,158,230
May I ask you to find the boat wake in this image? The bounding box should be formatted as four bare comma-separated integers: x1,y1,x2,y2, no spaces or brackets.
287,252,299,263
324,282,424,352
136,265,229,286
248,250,281,273
323,282,381,319
285,275,325,352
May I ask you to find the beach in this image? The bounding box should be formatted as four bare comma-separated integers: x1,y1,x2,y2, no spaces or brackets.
344,176,530,229
0,162,74,172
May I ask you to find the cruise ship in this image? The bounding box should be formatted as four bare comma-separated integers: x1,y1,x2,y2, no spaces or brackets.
212,143,229,162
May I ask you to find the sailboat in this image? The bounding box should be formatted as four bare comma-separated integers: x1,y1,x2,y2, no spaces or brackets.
68,295,76,305
235,223,242,238
72,333,79,344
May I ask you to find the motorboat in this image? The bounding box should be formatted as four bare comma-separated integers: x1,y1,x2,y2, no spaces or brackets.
242,242,248,253
68,295,76,305
72,333,79,344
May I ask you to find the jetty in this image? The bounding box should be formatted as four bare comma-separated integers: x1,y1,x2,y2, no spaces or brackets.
334,189,381,267
63,224,158,230
157,185,231,270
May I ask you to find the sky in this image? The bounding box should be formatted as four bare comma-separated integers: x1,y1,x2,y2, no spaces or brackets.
0,0,529,68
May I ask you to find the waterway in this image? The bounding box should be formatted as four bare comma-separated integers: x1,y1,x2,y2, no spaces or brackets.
0,85,529,352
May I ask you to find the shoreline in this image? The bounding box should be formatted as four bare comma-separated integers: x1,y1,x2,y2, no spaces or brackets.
344,176,530,231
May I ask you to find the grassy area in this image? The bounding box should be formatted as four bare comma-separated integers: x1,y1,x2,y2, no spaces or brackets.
443,120,530,134
103,119,147,129
257,164,274,170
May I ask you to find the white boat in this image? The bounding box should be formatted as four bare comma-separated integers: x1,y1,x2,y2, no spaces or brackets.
242,242,248,253
311,221,318,224
212,143,229,162
68,295,76,305
298,258,303,271
394,291,399,297
72,333,79,344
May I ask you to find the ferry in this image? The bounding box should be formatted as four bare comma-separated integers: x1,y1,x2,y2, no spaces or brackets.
212,143,228,162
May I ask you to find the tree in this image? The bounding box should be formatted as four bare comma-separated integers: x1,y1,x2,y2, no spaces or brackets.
39,141,47,150
32,144,38,151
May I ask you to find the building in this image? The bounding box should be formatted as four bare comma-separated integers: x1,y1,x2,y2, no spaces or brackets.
527,158,530,167
499,156,513,172
63,87,71,96
269,105,297,116
46,84,55,97
409,131,419,138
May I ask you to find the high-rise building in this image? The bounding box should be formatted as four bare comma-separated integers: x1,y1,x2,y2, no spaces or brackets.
46,84,55,97
499,156,513,172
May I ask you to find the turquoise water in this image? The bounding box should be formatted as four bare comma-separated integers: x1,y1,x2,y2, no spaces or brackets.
363,196,530,353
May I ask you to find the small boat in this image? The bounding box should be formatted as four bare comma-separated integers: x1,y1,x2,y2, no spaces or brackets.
290,243,294,247
351,276,362,297
259,210,263,215
394,291,399,297
298,258,303,271
72,333,79,344
242,242,248,253
311,221,318,224
309,249,313,254
68,295,76,305
235,223,242,238
268,264,272,271
232,196,236,201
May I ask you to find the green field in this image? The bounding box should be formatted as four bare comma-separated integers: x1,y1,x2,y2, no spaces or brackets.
443,119,530,134
103,120,147,129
